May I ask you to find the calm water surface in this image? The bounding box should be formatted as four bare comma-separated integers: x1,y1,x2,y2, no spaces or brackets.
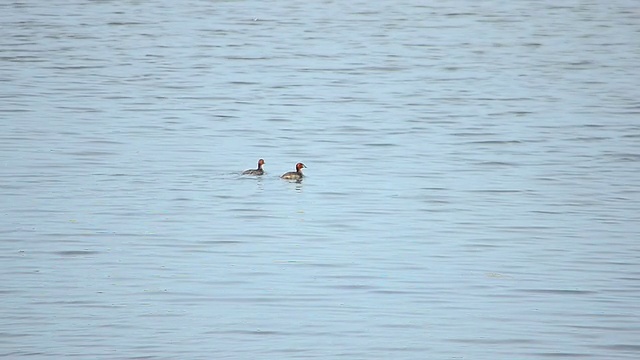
1,0,639,359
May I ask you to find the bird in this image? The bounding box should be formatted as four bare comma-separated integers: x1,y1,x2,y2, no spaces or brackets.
242,159,265,175
280,162,306,180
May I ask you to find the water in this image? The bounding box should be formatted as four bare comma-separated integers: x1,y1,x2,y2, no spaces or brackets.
1,0,639,359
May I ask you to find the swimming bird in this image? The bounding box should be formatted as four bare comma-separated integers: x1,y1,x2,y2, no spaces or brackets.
242,159,265,175
281,162,306,180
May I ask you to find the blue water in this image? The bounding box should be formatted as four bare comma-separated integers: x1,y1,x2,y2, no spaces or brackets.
1,1,639,359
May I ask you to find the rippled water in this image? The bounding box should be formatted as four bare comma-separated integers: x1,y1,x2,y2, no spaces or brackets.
1,0,639,359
